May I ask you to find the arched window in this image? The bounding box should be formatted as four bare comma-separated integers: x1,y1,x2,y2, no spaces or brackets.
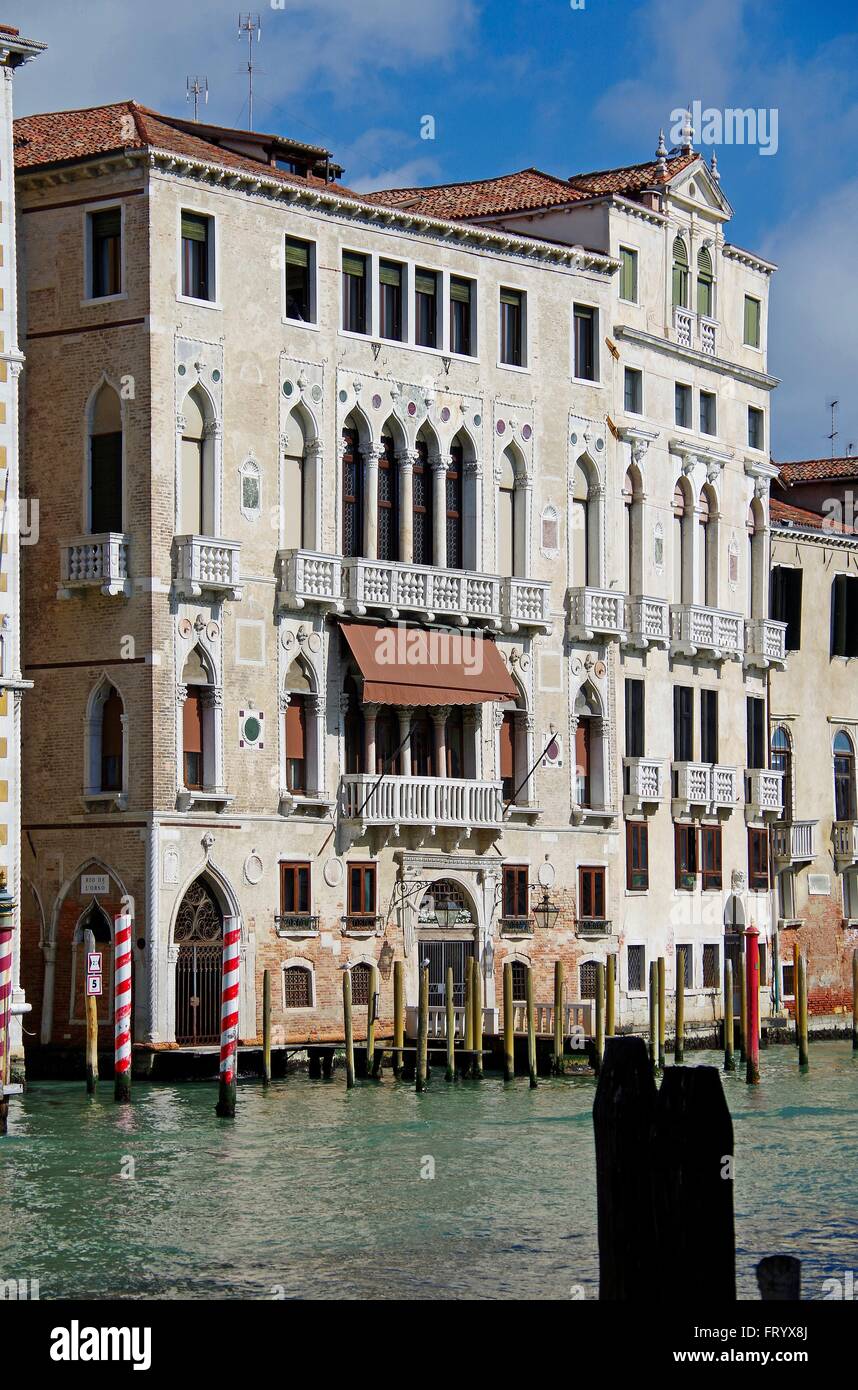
446,443,463,569
412,439,434,566
283,965,313,1008
179,388,214,536
100,686,123,791
351,961,373,1006
181,645,213,791
89,383,123,533
771,726,792,820
834,732,856,821
698,484,717,607
511,959,528,1002
343,675,364,775
377,433,400,564
282,438,305,549
341,422,364,558
284,659,319,797
574,684,605,811
747,499,765,619
85,678,126,802
672,481,692,605
498,450,517,577
697,247,714,318
571,460,592,588
672,236,689,309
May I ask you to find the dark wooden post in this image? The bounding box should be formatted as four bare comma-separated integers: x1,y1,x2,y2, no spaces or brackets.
526,965,537,1088
605,954,616,1038
593,1037,658,1301
84,928,98,1095
552,960,564,1074
393,960,404,1078
463,956,473,1079
471,955,483,1080
674,945,685,1064
657,956,666,1071
445,964,455,1082
745,925,761,1085
853,950,858,1052
416,964,429,1092
724,959,735,1072
648,961,658,1072
503,962,515,1082
594,961,605,1076
366,963,378,1077
262,969,271,1086
797,953,809,1071
756,1255,801,1301
652,1067,736,1301
342,970,355,1089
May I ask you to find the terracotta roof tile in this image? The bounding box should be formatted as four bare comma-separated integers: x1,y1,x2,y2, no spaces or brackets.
776,457,858,485
770,497,856,536
363,153,698,220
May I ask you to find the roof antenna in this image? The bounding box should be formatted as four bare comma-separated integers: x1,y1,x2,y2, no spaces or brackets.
828,399,839,460
186,75,208,123
238,13,262,131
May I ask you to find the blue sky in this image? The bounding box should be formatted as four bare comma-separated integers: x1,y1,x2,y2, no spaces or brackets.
10,0,858,460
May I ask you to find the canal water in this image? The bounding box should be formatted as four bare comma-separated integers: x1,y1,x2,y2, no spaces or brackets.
1,1042,855,1300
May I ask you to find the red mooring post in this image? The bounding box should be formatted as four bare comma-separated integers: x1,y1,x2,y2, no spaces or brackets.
745,924,760,1085
113,912,133,1103
216,916,241,1117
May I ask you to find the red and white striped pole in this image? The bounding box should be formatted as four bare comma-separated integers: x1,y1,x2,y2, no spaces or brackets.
113,912,133,1103
0,870,16,1136
216,917,240,1117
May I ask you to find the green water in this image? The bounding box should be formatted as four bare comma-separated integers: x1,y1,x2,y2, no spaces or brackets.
1,1043,856,1300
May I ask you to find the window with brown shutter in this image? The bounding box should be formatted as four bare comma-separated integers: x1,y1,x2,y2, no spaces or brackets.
626,822,649,891
675,824,698,891
502,865,529,920
748,827,769,891
183,690,204,789
280,862,311,915
701,825,723,891
578,865,605,920
499,711,515,799
101,687,123,791
285,698,306,792
348,863,377,918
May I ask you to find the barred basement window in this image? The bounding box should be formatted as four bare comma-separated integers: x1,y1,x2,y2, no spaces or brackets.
627,944,645,992
782,962,795,999
351,962,372,1005
676,944,693,990
511,960,528,1002
703,944,720,989
580,960,598,1000
283,966,312,1008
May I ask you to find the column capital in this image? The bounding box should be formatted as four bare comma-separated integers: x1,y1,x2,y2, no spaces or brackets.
176,683,188,705
430,705,451,724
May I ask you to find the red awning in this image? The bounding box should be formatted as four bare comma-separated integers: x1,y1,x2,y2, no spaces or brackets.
340,622,518,706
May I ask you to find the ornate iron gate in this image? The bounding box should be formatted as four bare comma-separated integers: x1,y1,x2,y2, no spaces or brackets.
174,880,223,1045
425,938,474,1007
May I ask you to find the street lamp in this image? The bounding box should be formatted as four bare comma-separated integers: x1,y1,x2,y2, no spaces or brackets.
532,888,560,931
433,895,460,929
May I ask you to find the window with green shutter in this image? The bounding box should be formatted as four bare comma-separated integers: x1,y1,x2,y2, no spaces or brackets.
285,236,313,322
744,294,761,347
415,269,438,347
450,276,474,356
696,247,714,317
672,236,689,309
90,208,122,298
619,246,638,302
342,251,368,334
181,211,212,300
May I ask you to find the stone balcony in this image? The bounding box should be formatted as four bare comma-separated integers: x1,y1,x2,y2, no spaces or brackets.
744,618,788,671
832,820,858,868
501,576,552,632
771,820,817,865
673,307,719,356
58,533,130,599
625,596,671,649
670,604,744,661
173,536,242,601
744,768,785,822
567,586,626,642
672,762,739,816
339,773,504,834
623,757,668,815
276,549,345,613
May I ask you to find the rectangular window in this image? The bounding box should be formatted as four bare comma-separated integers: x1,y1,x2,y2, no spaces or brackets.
744,294,761,348
748,406,764,450
627,944,645,992
701,824,723,891
415,268,438,348
748,827,769,891
843,870,858,921
778,868,796,920
280,862,311,916
181,211,213,301
284,700,306,793
348,863,377,918
674,685,694,761
676,944,693,989
782,962,795,999
502,865,529,920
625,678,645,758
285,236,314,322
578,865,606,920
770,566,803,651
379,260,404,340
831,574,858,658
499,287,524,366
700,390,717,436
624,367,643,415
499,710,516,801
450,276,475,356
675,824,698,891
703,944,720,989
89,208,121,298
573,304,597,380
182,690,204,789
758,943,768,987
675,382,692,428
747,696,766,769
342,251,368,334
619,246,638,303
626,822,649,891
701,690,718,764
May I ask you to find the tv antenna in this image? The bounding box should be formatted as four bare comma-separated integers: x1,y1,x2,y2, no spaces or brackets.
238,13,262,130
828,399,839,459
186,75,208,122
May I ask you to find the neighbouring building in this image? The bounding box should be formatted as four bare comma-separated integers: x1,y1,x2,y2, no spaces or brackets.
14,98,793,1073
768,459,858,1017
0,24,44,1081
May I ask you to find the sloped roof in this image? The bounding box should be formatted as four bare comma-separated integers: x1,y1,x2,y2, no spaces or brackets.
363,152,698,220
770,497,856,536
776,457,858,486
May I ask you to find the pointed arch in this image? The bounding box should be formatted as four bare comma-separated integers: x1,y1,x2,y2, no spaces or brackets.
178,383,217,535
498,660,532,808
571,452,601,588
698,481,719,607
282,649,322,798
341,409,369,558
672,235,689,309
377,416,403,564
672,476,694,605
697,245,714,318
283,402,319,551
87,379,124,534
747,496,766,619
84,672,127,799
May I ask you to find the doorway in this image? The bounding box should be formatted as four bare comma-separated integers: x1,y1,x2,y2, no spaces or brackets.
174,878,223,1045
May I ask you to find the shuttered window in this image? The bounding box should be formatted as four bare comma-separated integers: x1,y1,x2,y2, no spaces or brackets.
348,863,377,918
619,246,638,303
450,276,474,356
701,825,723,891
499,712,515,799
578,865,605,920
342,252,368,333
183,691,204,789
284,698,306,792
415,269,438,348
379,260,403,340
499,287,524,366
280,862,310,915
285,236,313,322
744,295,761,348
675,824,698,890
748,828,769,891
181,212,211,300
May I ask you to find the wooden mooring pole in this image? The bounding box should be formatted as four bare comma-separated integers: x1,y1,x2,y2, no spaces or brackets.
343,970,355,1089
526,966,537,1088
84,928,98,1096
657,956,666,1071
445,964,455,1082
605,954,616,1039
745,926,761,1085
797,953,809,1072
366,963,379,1078
553,960,564,1075
723,959,735,1072
262,968,272,1086
215,918,241,1119
471,956,483,1080
594,961,605,1076
648,961,658,1072
463,957,473,1079
503,961,515,1082
393,960,404,1079
416,965,429,1092
674,946,685,1064
852,949,857,1052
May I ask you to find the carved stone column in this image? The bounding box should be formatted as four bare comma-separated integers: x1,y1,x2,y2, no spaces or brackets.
364,447,381,560
364,703,379,775
431,705,450,777
431,456,447,569
397,707,414,777
398,450,416,566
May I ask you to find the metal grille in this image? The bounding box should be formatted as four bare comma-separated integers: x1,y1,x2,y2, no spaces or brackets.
418,879,472,924
342,430,361,557
377,438,398,562
425,939,474,1007
511,959,528,1002
580,960,598,1000
446,450,463,569
676,945,693,989
627,944,645,992
351,962,372,1005
413,443,432,565
175,942,222,1045
703,943,720,989
283,966,312,1008
174,880,222,943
